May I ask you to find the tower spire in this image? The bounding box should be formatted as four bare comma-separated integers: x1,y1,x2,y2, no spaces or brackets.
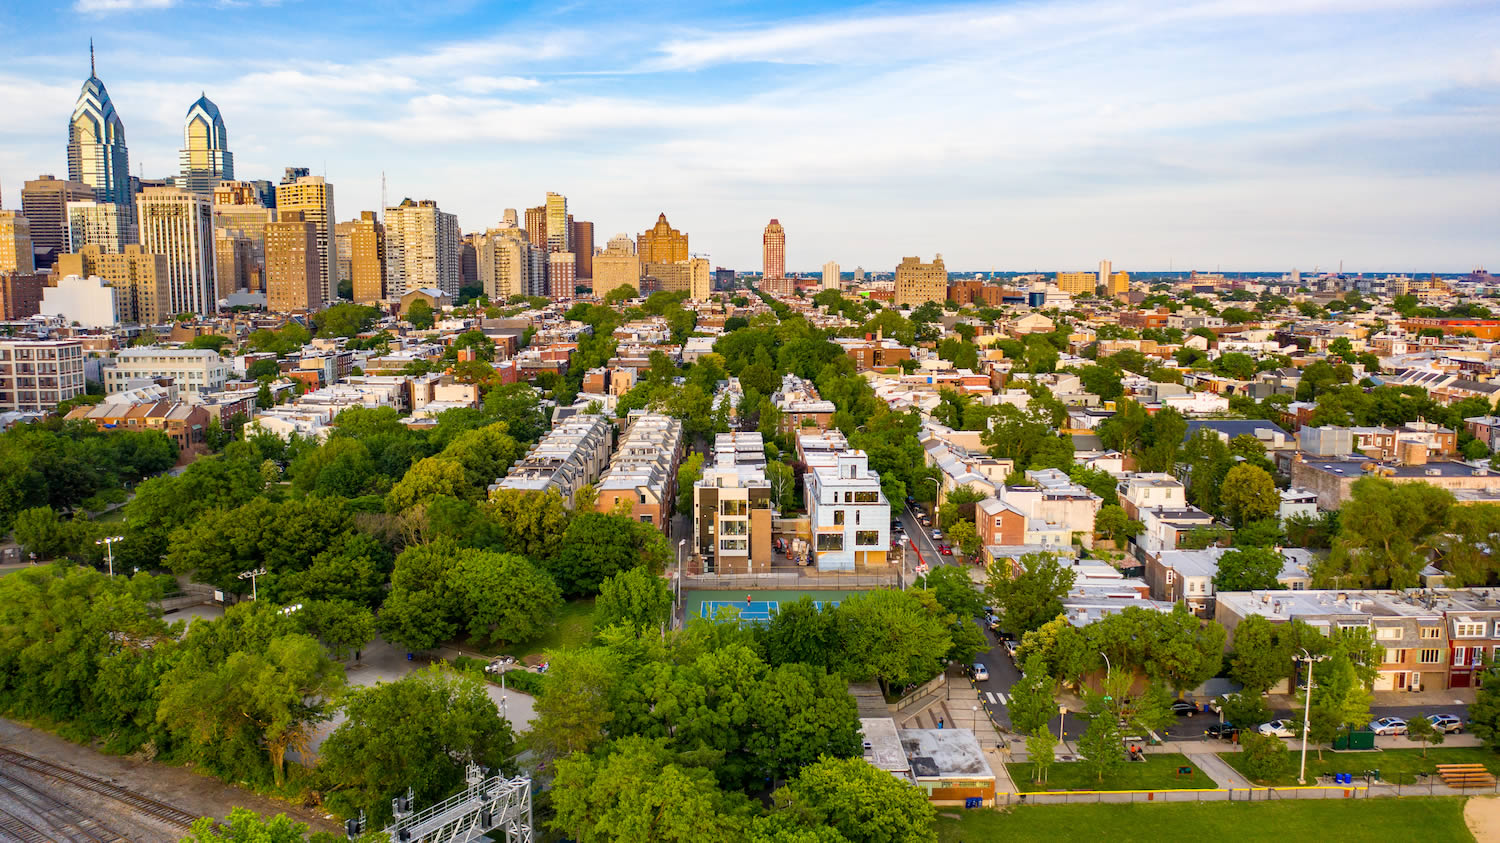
90,39,95,77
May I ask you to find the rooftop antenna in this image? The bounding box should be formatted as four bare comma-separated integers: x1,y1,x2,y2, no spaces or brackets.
380,171,386,222
90,39,95,77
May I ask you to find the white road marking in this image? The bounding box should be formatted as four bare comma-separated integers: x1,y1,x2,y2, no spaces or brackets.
997,692,1009,704
986,692,997,704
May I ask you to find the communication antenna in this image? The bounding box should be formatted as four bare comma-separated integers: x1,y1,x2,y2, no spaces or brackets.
90,39,95,76
381,171,387,222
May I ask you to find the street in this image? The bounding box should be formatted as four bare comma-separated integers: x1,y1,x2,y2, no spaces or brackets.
901,500,958,571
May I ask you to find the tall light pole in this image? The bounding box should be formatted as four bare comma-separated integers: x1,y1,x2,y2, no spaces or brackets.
676,539,686,628
239,567,267,601
95,535,124,577
1295,648,1329,786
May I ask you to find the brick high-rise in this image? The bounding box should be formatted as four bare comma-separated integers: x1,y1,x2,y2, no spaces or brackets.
762,219,786,282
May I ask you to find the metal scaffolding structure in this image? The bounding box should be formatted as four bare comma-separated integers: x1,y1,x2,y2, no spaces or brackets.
381,766,533,843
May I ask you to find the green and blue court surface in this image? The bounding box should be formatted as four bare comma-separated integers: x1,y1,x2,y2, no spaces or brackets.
685,590,862,623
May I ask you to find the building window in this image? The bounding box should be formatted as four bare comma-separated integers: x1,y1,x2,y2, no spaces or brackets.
1420,626,1442,639
1383,649,1406,665
721,500,747,516
1455,622,1486,638
844,492,852,503
1419,649,1442,665
1454,647,1470,667
854,491,879,503
817,534,844,551
721,521,747,536
855,530,879,546
1376,627,1401,641
833,510,844,525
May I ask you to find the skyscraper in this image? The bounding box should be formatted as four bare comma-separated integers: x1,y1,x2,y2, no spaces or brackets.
265,210,321,312
67,200,129,254
212,179,273,292
136,186,216,316
349,212,386,304
822,260,841,291
545,192,569,254
0,212,35,274
638,213,688,264
384,199,460,297
762,219,786,283
592,233,641,300
22,175,96,267
548,251,576,300
477,226,535,302
524,206,546,250
893,255,947,307
275,175,336,302
178,94,234,196
570,218,594,281
67,47,132,238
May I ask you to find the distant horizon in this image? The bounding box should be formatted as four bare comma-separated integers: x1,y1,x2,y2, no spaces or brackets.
2,0,1496,272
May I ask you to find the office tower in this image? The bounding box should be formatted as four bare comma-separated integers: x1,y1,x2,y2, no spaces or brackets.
212,179,273,292
136,186,216,316
265,210,321,312
275,175,336,302
282,167,310,184
1055,271,1094,295
548,251,576,300
67,200,128,254
384,198,460,297
763,219,786,282
178,94,234,196
592,233,641,299
1098,259,1112,289
333,219,356,294
525,206,546,249
0,212,36,274
822,260,841,291
59,244,170,324
854,266,865,283
0,273,44,320
213,228,253,297
639,213,688,263
349,212,386,304
893,254,947,307
688,257,712,302
501,208,518,228
570,218,594,280
67,51,133,240
545,192,569,254
22,175,96,267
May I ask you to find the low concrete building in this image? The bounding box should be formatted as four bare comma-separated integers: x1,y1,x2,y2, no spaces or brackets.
103,347,231,400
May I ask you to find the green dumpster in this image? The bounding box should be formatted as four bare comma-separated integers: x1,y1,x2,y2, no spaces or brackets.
1332,728,1376,750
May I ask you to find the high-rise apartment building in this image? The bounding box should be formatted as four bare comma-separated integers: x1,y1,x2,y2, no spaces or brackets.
545,193,569,254
333,219,356,294
0,274,44,321
1098,259,1112,289
384,198,460,297
349,212,386,304
275,175,336,302
763,219,786,281
893,254,947,308
854,267,865,283
136,186,216,316
688,257,712,302
265,210,321,312
67,200,129,254
0,340,86,412
639,213,688,264
548,251,576,300
0,212,35,274
592,233,641,299
213,228,254,297
570,218,594,280
212,179,273,292
524,206,546,250
67,54,133,241
1055,271,1095,295
478,227,537,302
22,175,96,266
822,260,841,290
178,95,234,196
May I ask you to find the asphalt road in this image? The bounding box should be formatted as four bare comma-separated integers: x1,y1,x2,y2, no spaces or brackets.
900,501,953,570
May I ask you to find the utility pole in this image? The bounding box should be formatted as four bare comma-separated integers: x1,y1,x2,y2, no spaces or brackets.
94,535,124,576
1295,648,1328,785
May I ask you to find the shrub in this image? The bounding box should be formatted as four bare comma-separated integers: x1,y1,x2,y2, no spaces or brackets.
1241,730,1291,781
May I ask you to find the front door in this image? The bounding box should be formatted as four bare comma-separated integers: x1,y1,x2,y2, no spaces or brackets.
1396,672,1407,690
1412,672,1421,692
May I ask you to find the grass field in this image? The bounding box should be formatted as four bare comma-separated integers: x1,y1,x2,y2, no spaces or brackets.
1008,753,1219,793
935,798,1475,842
465,598,596,658
1219,746,1500,786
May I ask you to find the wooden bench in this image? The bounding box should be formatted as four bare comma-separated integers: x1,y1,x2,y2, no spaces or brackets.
1436,764,1496,788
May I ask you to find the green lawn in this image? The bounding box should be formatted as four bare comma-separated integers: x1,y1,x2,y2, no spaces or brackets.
1219,746,1500,786
1007,753,1218,792
464,598,596,658
935,798,1474,843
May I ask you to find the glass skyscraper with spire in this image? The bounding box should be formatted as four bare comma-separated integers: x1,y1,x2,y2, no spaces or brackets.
179,94,234,196
66,47,133,240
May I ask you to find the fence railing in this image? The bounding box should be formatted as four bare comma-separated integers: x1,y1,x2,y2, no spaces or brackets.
681,572,901,590
990,778,1500,806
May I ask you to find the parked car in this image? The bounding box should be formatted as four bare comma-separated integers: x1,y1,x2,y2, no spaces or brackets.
930,529,942,540
1208,693,1242,715
1206,722,1241,740
1171,700,1198,717
971,663,989,681
1427,714,1464,734
1004,640,1019,660
1370,717,1408,736
938,544,952,556
1258,719,1297,738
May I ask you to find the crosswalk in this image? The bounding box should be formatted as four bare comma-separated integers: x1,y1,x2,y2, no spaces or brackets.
984,691,1009,705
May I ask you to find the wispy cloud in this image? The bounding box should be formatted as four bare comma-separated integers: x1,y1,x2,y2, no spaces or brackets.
75,0,175,13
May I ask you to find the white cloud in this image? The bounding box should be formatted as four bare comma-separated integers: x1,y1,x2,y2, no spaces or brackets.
75,0,175,12
456,75,542,94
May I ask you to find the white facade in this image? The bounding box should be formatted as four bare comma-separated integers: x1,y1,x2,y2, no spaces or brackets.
41,275,122,328
804,450,889,572
103,347,231,399
136,186,216,316
822,260,841,290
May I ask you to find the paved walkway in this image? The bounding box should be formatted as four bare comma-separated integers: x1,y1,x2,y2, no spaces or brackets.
897,669,1018,795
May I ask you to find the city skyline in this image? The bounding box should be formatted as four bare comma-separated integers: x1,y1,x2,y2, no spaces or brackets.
1,1,1496,272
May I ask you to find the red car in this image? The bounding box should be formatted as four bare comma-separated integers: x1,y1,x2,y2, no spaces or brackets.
938,544,952,556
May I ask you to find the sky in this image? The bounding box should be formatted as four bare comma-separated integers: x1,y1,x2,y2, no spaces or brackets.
1,0,1497,273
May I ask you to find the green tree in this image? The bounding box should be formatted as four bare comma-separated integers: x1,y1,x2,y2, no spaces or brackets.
915,564,984,620
1471,662,1500,750
1078,716,1123,783
1318,477,1453,588
1239,731,1291,781
1213,547,1285,592
676,452,705,512
946,519,981,558
184,333,230,352
12,505,76,559
985,552,1076,636
181,808,338,842
549,512,670,598
835,589,953,694
773,756,936,843
1220,464,1279,526
528,647,618,762
387,457,473,511
1027,727,1056,785
406,298,435,329
318,665,515,825
595,567,673,633
449,550,562,647
1008,654,1058,735
1093,504,1141,546
298,599,377,660
1229,615,1294,694
1405,712,1443,757
483,488,570,561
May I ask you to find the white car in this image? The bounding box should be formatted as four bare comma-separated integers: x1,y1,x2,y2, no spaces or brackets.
1258,719,1297,738
1427,714,1464,734
931,529,943,540
971,663,989,682
1370,717,1408,736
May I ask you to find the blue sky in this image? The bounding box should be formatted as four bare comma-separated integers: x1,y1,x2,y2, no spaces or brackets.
1,0,1497,273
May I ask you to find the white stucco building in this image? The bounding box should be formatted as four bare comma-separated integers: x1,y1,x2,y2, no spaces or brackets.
804,450,890,572
103,347,232,399
41,274,122,328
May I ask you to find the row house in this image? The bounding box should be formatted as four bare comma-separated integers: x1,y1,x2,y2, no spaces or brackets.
65,400,210,452
772,373,836,434
1146,547,1312,617
976,469,1102,558
924,436,1012,506
490,414,613,507
1466,416,1500,452
594,412,685,533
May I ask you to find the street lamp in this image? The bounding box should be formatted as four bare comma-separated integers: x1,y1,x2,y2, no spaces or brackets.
278,603,303,616
1294,648,1330,785
238,567,267,600
94,535,124,577
676,539,687,627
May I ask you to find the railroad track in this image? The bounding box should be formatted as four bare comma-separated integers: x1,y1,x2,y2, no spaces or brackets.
0,766,125,842
0,808,53,843
0,747,203,830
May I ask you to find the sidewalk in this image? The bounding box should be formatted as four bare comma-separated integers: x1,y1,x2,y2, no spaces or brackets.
896,670,1018,795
